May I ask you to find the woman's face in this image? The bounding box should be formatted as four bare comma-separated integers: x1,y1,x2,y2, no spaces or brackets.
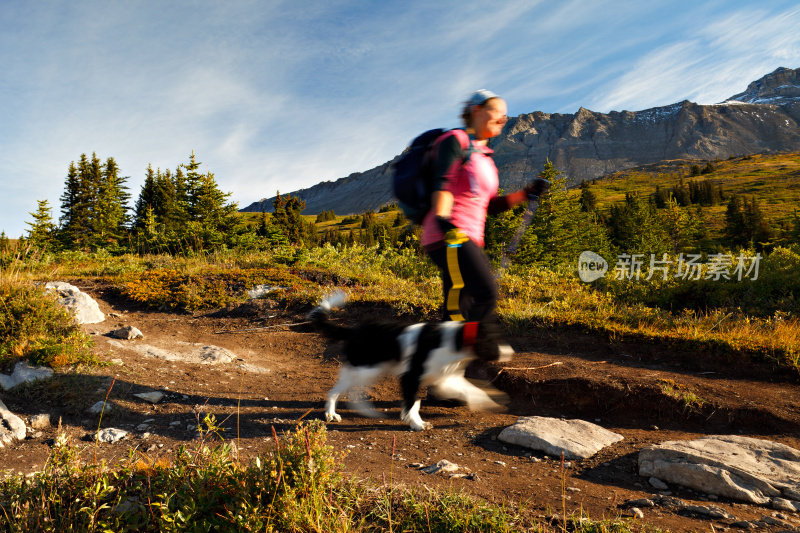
472,98,508,140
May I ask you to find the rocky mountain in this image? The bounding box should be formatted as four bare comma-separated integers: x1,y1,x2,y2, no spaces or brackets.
242,67,800,214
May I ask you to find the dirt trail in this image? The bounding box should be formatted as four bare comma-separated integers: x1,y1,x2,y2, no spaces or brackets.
2,282,799,532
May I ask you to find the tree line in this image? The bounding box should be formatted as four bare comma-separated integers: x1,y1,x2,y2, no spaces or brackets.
19,153,800,264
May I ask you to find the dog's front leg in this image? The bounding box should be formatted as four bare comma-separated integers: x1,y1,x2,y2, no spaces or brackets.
325,392,342,422
400,372,431,431
325,366,355,423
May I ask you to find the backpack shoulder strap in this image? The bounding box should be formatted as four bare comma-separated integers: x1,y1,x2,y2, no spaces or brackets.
432,128,475,164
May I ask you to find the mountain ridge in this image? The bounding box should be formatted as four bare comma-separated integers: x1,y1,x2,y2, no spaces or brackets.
242,67,800,214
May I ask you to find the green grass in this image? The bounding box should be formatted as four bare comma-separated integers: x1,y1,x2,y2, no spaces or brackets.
0,278,96,369
3,240,798,373
589,152,800,236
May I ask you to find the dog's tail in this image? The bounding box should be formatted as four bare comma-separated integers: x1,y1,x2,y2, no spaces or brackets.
307,290,352,340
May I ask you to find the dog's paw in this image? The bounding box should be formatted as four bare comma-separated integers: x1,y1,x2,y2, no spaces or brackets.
409,420,432,432
325,412,342,423
498,342,514,363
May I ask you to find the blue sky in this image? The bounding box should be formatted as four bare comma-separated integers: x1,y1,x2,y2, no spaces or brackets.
2,1,799,238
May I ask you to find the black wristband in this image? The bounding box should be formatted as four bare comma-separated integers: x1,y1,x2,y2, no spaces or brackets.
435,216,457,234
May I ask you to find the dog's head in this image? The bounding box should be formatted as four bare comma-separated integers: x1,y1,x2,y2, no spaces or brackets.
460,321,513,363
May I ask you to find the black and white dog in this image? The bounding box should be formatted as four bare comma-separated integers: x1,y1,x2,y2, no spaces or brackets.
309,291,512,431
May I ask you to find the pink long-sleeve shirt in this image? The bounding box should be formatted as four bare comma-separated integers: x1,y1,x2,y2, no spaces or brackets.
420,129,499,248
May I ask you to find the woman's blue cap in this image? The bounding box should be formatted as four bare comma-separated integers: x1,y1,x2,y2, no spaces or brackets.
467,89,499,107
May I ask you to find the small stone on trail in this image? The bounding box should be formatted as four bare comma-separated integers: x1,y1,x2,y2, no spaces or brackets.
88,401,112,414
624,498,655,508
29,413,51,429
421,460,460,474
134,392,164,404
630,507,644,519
681,504,735,520
109,326,144,340
95,428,128,443
649,477,669,490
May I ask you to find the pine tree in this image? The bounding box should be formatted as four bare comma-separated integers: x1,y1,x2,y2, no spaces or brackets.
25,199,57,250
176,153,239,249
791,210,800,246
59,161,82,247
93,156,130,247
607,192,668,254
134,165,158,230
724,194,747,247
658,194,699,254
272,192,306,244
495,160,610,267
579,180,598,212
59,153,100,249
724,194,772,250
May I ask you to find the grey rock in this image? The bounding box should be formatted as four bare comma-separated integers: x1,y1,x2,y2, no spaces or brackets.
109,326,143,340
29,414,50,429
95,428,128,443
421,460,460,475
730,520,758,529
498,416,623,459
758,515,793,528
199,345,235,364
624,498,655,508
243,68,800,218
784,487,800,501
681,504,735,520
649,476,669,490
771,497,800,512
88,401,112,415
0,360,54,390
108,340,238,366
133,392,164,404
630,507,644,519
44,281,105,324
247,285,280,299
0,399,27,447
639,435,800,505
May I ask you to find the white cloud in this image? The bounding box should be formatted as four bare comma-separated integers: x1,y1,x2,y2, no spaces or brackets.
589,5,800,112
2,1,799,236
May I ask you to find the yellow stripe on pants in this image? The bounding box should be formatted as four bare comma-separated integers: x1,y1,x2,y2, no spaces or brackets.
445,245,465,321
